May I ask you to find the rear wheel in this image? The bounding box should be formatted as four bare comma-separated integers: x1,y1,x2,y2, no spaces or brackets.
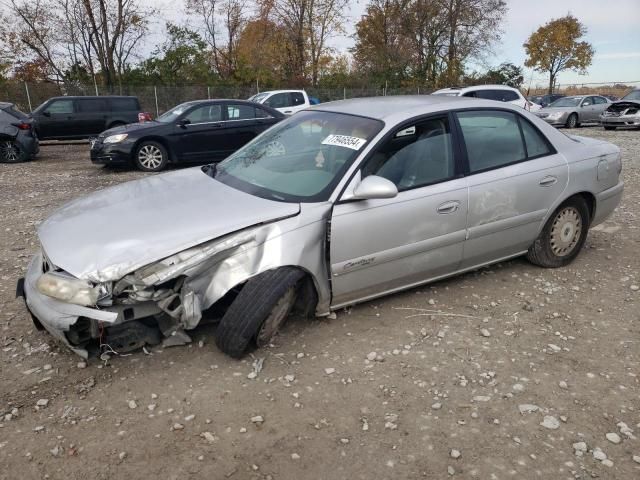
565,113,578,129
526,196,590,268
215,267,305,358
603,125,616,131
134,141,168,172
0,140,27,163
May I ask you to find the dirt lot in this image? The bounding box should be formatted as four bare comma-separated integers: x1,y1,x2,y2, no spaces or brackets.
1,129,639,480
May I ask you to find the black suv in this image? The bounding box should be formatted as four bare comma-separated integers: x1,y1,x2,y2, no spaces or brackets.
31,96,142,140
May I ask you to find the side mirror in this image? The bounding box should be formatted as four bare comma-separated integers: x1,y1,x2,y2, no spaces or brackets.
352,175,398,200
42,111,51,117
178,118,191,128
582,102,591,107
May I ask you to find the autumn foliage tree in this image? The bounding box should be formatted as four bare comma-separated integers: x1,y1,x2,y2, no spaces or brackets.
524,14,594,94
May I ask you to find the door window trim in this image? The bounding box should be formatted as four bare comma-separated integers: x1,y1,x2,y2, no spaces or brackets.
452,107,558,176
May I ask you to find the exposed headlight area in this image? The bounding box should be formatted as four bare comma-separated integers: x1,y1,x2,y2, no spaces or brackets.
36,272,110,307
103,133,128,144
547,112,565,120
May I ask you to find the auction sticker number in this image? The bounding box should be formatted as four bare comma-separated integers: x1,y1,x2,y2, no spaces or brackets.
321,134,367,150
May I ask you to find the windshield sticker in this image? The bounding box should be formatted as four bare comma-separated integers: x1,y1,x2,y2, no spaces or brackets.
321,134,367,150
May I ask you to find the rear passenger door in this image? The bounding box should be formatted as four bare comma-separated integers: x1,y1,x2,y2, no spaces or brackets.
456,110,568,268
223,103,263,153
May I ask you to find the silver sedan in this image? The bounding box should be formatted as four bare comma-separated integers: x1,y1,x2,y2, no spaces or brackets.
534,95,610,128
18,96,624,359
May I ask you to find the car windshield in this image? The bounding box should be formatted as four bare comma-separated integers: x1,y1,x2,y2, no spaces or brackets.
549,97,582,107
622,90,640,101
156,103,193,123
210,110,383,202
249,93,270,104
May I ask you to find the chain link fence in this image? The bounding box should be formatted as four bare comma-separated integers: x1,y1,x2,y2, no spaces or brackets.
0,82,429,115
2,81,638,115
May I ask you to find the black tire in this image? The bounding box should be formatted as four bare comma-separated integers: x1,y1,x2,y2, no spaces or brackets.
565,113,578,129
603,125,616,131
526,196,590,268
134,141,168,172
215,267,305,358
0,140,27,163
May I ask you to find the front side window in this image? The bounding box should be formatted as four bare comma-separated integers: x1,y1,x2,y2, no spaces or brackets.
226,104,255,120
184,104,222,123
501,90,520,102
156,102,194,123
550,97,581,107
457,110,525,173
45,100,74,114
211,111,383,202
581,97,593,106
363,116,455,190
264,93,292,109
110,98,139,111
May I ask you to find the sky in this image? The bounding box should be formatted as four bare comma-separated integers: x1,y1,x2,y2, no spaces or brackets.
149,0,640,87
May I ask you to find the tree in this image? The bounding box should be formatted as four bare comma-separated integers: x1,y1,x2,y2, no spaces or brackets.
2,0,154,87
524,14,594,94
466,62,523,88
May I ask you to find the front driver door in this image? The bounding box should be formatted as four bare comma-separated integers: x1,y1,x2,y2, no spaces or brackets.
175,103,225,163
329,115,468,307
37,99,76,139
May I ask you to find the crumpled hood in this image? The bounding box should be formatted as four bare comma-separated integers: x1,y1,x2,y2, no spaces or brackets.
38,168,300,282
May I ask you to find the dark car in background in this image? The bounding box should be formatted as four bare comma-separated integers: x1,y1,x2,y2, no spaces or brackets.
90,99,285,171
0,102,39,163
31,96,143,140
527,94,565,108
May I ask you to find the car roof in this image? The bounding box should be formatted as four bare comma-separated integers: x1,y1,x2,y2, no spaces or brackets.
46,96,138,100
309,95,527,124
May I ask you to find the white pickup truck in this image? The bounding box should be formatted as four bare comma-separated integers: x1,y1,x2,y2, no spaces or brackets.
248,90,318,115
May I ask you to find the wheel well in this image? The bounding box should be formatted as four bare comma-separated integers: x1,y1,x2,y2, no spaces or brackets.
570,192,596,220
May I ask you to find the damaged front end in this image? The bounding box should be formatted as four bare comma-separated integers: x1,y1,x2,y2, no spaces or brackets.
21,229,269,358
600,101,640,127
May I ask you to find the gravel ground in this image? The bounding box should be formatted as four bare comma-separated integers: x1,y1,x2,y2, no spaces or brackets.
1,128,639,480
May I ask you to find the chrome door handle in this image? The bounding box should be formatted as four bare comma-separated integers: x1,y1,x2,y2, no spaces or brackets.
437,201,460,214
539,176,557,187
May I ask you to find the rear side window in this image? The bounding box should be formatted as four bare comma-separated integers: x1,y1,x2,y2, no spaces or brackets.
519,118,552,158
110,98,139,111
45,99,74,114
291,92,305,105
457,110,525,173
76,99,107,113
501,90,520,102
226,104,256,120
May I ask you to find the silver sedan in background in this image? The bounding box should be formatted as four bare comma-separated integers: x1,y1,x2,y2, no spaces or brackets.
534,95,610,128
18,96,623,359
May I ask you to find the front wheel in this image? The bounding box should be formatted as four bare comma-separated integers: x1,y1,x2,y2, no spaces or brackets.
565,113,578,129
215,267,305,358
526,196,590,268
134,141,168,172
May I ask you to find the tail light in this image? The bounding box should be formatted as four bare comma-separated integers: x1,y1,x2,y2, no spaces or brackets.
138,112,152,122
12,122,31,130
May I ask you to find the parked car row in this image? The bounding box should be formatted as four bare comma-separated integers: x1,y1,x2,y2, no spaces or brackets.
2,87,638,166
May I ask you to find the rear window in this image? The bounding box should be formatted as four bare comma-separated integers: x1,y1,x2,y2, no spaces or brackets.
109,98,139,112
291,92,305,105
2,106,28,120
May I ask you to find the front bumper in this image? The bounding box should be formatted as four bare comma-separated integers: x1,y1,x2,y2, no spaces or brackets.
600,114,640,127
90,139,134,165
18,252,163,358
537,115,568,126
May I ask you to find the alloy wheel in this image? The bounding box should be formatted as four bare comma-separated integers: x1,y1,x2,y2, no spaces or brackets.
138,145,164,170
550,207,582,256
0,141,20,162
